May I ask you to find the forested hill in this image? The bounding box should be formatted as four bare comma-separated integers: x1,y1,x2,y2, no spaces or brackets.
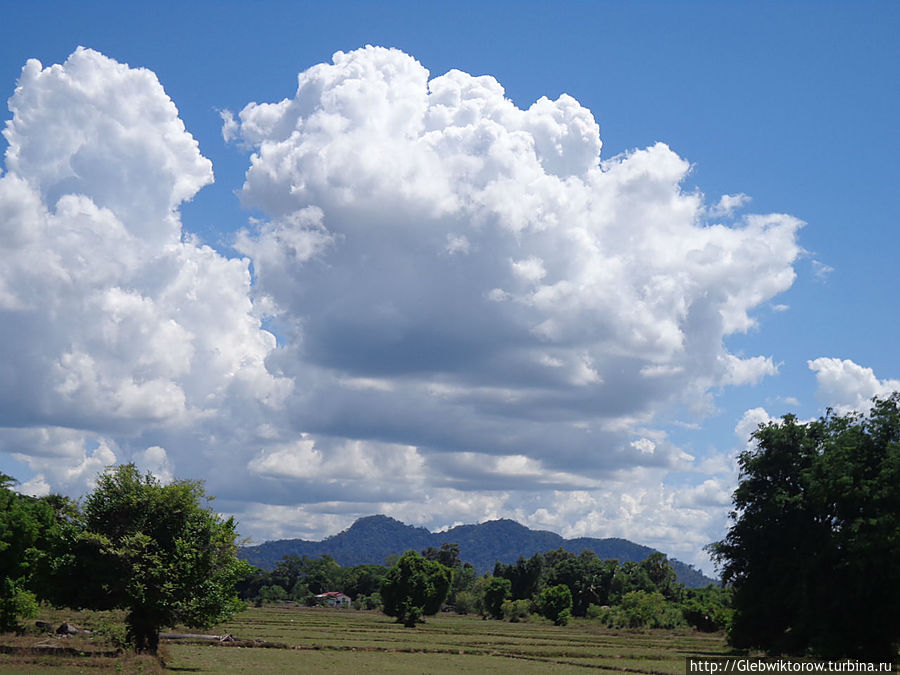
239,515,715,588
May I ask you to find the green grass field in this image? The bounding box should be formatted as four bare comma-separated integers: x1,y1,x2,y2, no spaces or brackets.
1,605,731,673
172,605,732,673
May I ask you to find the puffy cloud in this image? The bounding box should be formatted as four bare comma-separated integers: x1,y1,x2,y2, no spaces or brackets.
1,427,118,495
232,45,801,479
708,193,750,218
0,48,289,497
808,357,900,414
4,47,213,246
734,407,775,447
0,46,809,573
135,446,174,484
247,436,425,486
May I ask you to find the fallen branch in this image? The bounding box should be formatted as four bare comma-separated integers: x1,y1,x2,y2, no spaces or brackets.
159,633,290,649
160,632,235,642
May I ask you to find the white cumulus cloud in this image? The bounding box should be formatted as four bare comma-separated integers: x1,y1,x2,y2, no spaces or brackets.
230,45,801,480
0,47,290,497
0,46,811,573
808,357,900,414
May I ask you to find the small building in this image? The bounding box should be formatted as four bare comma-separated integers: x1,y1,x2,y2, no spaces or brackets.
315,591,351,608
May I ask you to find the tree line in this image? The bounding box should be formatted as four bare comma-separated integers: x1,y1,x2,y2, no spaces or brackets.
236,542,732,632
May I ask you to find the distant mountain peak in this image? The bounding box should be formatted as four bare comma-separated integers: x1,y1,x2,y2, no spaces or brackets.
479,518,525,527
342,514,429,533
345,514,405,529
240,514,716,587
354,514,402,524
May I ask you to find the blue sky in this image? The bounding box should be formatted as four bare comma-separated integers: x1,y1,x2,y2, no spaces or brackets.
1,1,897,572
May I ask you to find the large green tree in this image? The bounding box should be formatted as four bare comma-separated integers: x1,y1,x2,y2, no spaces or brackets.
482,577,511,619
710,394,900,660
493,553,544,601
380,550,451,627
0,474,59,632
46,464,251,653
547,551,620,616
536,584,572,626
340,563,387,599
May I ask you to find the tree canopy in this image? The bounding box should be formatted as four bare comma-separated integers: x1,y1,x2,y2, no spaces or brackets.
536,584,572,626
380,550,451,627
0,474,58,632
45,464,251,653
710,394,900,660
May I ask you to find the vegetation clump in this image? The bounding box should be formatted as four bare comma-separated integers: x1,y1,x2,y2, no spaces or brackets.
1,464,250,654
710,394,900,660
380,550,452,627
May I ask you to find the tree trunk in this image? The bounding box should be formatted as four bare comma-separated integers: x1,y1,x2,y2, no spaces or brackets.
127,612,159,654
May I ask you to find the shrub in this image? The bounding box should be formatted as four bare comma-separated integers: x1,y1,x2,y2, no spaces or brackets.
537,584,573,626
92,618,129,650
453,591,479,615
593,591,686,629
353,593,382,610
258,584,288,604
681,586,733,632
501,599,533,623
0,580,38,633
586,603,611,621
482,577,511,619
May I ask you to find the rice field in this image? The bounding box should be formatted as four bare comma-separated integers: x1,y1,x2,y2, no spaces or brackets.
165,605,731,673
1,604,731,673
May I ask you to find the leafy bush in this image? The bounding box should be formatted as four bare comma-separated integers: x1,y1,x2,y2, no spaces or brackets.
586,603,610,621
591,591,686,629
92,617,129,650
453,591,479,615
0,580,38,633
482,577,511,619
536,584,572,626
680,585,732,632
258,584,288,604
501,599,533,623
353,593,381,610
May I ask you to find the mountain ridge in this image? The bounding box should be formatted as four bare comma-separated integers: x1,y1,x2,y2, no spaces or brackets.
239,514,715,588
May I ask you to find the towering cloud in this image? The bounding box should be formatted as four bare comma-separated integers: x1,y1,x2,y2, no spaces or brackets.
231,46,800,476
0,48,289,491
1,46,824,569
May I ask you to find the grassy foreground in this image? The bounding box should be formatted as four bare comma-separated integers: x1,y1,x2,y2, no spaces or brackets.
1,604,730,673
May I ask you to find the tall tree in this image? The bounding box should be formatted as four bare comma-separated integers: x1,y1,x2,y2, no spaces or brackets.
547,551,619,616
482,577,511,619
380,551,451,627
639,552,681,601
710,395,900,660
341,564,387,599
45,464,251,653
536,584,572,626
494,553,544,601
